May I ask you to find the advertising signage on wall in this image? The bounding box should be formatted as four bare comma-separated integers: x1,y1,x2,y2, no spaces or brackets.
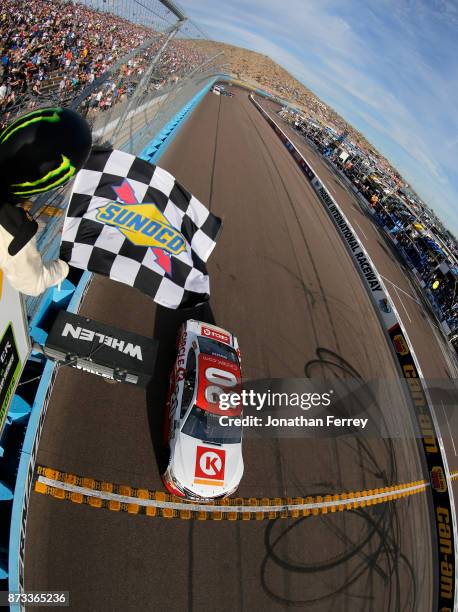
0,271,31,435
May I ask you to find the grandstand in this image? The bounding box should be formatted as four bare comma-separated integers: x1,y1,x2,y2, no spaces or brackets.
0,0,226,323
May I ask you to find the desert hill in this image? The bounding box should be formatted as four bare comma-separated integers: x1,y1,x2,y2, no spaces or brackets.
196,40,395,171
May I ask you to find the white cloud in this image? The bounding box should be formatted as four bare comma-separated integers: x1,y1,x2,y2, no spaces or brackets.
178,0,458,234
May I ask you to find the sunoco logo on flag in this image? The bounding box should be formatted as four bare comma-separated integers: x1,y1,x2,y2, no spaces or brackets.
95,200,186,254
95,178,186,258
61,147,222,309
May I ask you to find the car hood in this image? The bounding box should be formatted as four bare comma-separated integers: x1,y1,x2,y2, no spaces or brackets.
171,433,243,499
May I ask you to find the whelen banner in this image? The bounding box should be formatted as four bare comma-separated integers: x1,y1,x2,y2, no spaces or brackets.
0,271,30,435
250,93,456,611
44,311,158,387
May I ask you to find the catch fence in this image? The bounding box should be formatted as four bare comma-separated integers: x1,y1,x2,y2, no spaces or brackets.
0,0,225,321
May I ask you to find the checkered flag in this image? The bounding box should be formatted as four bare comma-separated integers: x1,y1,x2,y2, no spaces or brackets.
60,147,222,309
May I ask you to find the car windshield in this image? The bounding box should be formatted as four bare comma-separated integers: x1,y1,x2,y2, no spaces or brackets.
198,337,238,364
182,405,242,444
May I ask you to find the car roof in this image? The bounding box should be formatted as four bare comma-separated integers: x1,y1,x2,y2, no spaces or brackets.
194,353,241,416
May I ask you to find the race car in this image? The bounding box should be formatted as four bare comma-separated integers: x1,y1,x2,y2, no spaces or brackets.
162,320,243,501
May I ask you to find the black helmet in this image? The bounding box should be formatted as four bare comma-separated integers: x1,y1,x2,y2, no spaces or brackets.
0,107,92,199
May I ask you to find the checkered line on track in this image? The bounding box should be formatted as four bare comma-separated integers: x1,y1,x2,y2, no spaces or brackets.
35,466,428,521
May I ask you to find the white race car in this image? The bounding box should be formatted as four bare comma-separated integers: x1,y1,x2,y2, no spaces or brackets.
162,320,243,500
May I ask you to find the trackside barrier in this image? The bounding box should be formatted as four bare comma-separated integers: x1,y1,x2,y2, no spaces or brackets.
263,109,455,339
140,78,217,163
250,93,457,611
364,210,453,336
313,155,454,338
7,274,92,609
7,78,217,609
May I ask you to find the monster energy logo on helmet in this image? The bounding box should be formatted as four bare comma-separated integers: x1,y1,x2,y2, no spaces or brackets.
0,106,92,199
0,107,62,144
10,154,76,196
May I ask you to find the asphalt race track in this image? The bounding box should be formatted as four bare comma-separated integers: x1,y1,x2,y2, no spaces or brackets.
258,95,458,498
23,87,442,611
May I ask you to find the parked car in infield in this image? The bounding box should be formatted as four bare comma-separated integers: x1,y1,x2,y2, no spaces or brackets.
162,320,243,500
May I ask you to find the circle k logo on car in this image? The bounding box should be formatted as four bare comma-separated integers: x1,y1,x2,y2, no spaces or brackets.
194,446,226,484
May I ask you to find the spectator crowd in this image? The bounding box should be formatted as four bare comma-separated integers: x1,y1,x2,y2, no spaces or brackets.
364,199,458,336
0,0,208,128
287,114,458,342
336,150,458,338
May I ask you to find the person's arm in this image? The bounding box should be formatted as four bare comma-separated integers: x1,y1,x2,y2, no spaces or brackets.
0,205,69,297
0,225,69,296
1,232,69,296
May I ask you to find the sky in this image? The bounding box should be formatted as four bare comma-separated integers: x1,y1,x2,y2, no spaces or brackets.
177,0,458,237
